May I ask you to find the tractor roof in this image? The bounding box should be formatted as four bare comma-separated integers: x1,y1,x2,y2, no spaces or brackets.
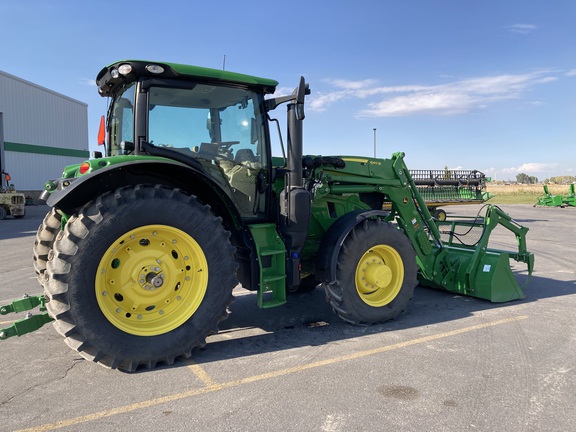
96,60,279,97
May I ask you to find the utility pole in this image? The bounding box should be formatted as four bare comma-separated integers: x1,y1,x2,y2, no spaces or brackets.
373,128,377,158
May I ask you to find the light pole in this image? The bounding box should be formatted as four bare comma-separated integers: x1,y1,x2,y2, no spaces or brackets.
373,128,377,158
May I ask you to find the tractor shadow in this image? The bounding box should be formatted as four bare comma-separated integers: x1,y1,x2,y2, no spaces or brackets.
189,271,574,366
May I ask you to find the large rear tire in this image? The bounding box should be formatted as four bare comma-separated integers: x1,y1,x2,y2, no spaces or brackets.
33,208,62,285
322,218,417,325
45,185,238,371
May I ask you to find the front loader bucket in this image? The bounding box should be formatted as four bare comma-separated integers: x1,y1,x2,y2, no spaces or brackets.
471,251,524,302
439,245,526,302
422,205,534,302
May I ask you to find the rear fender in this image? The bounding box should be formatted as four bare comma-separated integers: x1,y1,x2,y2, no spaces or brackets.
45,160,242,229
315,210,390,283
44,159,261,295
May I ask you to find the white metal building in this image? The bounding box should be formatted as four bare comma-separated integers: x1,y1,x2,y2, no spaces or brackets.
0,70,89,193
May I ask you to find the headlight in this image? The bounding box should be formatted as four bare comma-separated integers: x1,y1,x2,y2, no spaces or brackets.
146,64,165,74
118,64,133,75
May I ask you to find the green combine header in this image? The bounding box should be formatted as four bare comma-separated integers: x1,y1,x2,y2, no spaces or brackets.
535,184,576,207
387,169,492,220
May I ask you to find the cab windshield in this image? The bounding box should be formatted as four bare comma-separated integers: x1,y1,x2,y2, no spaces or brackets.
147,84,268,218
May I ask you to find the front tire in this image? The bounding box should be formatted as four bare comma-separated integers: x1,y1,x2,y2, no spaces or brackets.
45,185,238,371
322,218,417,325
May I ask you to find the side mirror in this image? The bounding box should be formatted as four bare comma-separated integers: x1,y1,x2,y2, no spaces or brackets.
294,76,310,121
264,77,310,114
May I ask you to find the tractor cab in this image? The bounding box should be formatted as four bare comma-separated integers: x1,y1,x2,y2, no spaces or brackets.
95,61,278,219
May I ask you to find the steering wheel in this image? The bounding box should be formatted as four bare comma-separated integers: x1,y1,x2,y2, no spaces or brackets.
201,141,240,160
217,141,240,151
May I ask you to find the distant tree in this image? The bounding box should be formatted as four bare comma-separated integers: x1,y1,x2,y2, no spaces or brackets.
549,175,576,184
516,173,538,184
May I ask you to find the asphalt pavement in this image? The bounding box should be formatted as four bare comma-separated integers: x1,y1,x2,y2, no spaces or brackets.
0,203,574,432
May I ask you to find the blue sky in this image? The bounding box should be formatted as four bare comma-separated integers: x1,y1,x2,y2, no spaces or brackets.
1,0,574,181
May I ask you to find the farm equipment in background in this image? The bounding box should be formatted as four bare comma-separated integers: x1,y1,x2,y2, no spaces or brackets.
406,169,492,221
535,184,576,207
0,170,26,220
0,60,534,371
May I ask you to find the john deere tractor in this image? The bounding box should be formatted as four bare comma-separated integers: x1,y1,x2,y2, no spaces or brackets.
1,61,533,371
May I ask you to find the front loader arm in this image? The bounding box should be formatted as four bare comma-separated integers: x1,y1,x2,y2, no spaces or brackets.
469,205,535,280
387,153,534,302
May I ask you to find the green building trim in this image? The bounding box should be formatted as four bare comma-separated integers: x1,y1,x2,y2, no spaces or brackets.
4,141,89,158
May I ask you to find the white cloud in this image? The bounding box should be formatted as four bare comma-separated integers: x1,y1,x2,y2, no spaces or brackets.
504,23,537,34
566,69,576,77
309,92,348,112
79,78,96,86
493,162,561,181
327,78,379,91
309,70,557,117
360,92,474,117
501,162,558,175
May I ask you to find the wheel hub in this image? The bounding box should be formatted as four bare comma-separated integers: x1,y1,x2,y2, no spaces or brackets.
355,245,404,307
95,225,208,336
140,266,165,290
364,260,393,289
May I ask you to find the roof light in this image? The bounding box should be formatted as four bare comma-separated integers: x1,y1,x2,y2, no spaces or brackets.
146,64,165,74
118,64,133,75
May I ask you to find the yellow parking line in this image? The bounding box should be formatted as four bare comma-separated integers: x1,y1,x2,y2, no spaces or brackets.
187,362,220,387
16,315,527,432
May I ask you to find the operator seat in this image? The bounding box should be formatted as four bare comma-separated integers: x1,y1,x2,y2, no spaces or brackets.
234,148,258,164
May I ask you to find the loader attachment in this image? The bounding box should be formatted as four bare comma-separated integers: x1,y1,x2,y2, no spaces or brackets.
389,152,533,304
423,205,534,302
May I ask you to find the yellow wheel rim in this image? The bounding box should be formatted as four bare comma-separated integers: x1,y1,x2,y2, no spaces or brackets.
355,245,404,307
95,225,208,336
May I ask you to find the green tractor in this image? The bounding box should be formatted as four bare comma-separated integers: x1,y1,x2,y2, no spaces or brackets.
2,61,533,371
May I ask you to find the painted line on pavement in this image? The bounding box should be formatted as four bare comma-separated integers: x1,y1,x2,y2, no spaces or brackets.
16,315,528,432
